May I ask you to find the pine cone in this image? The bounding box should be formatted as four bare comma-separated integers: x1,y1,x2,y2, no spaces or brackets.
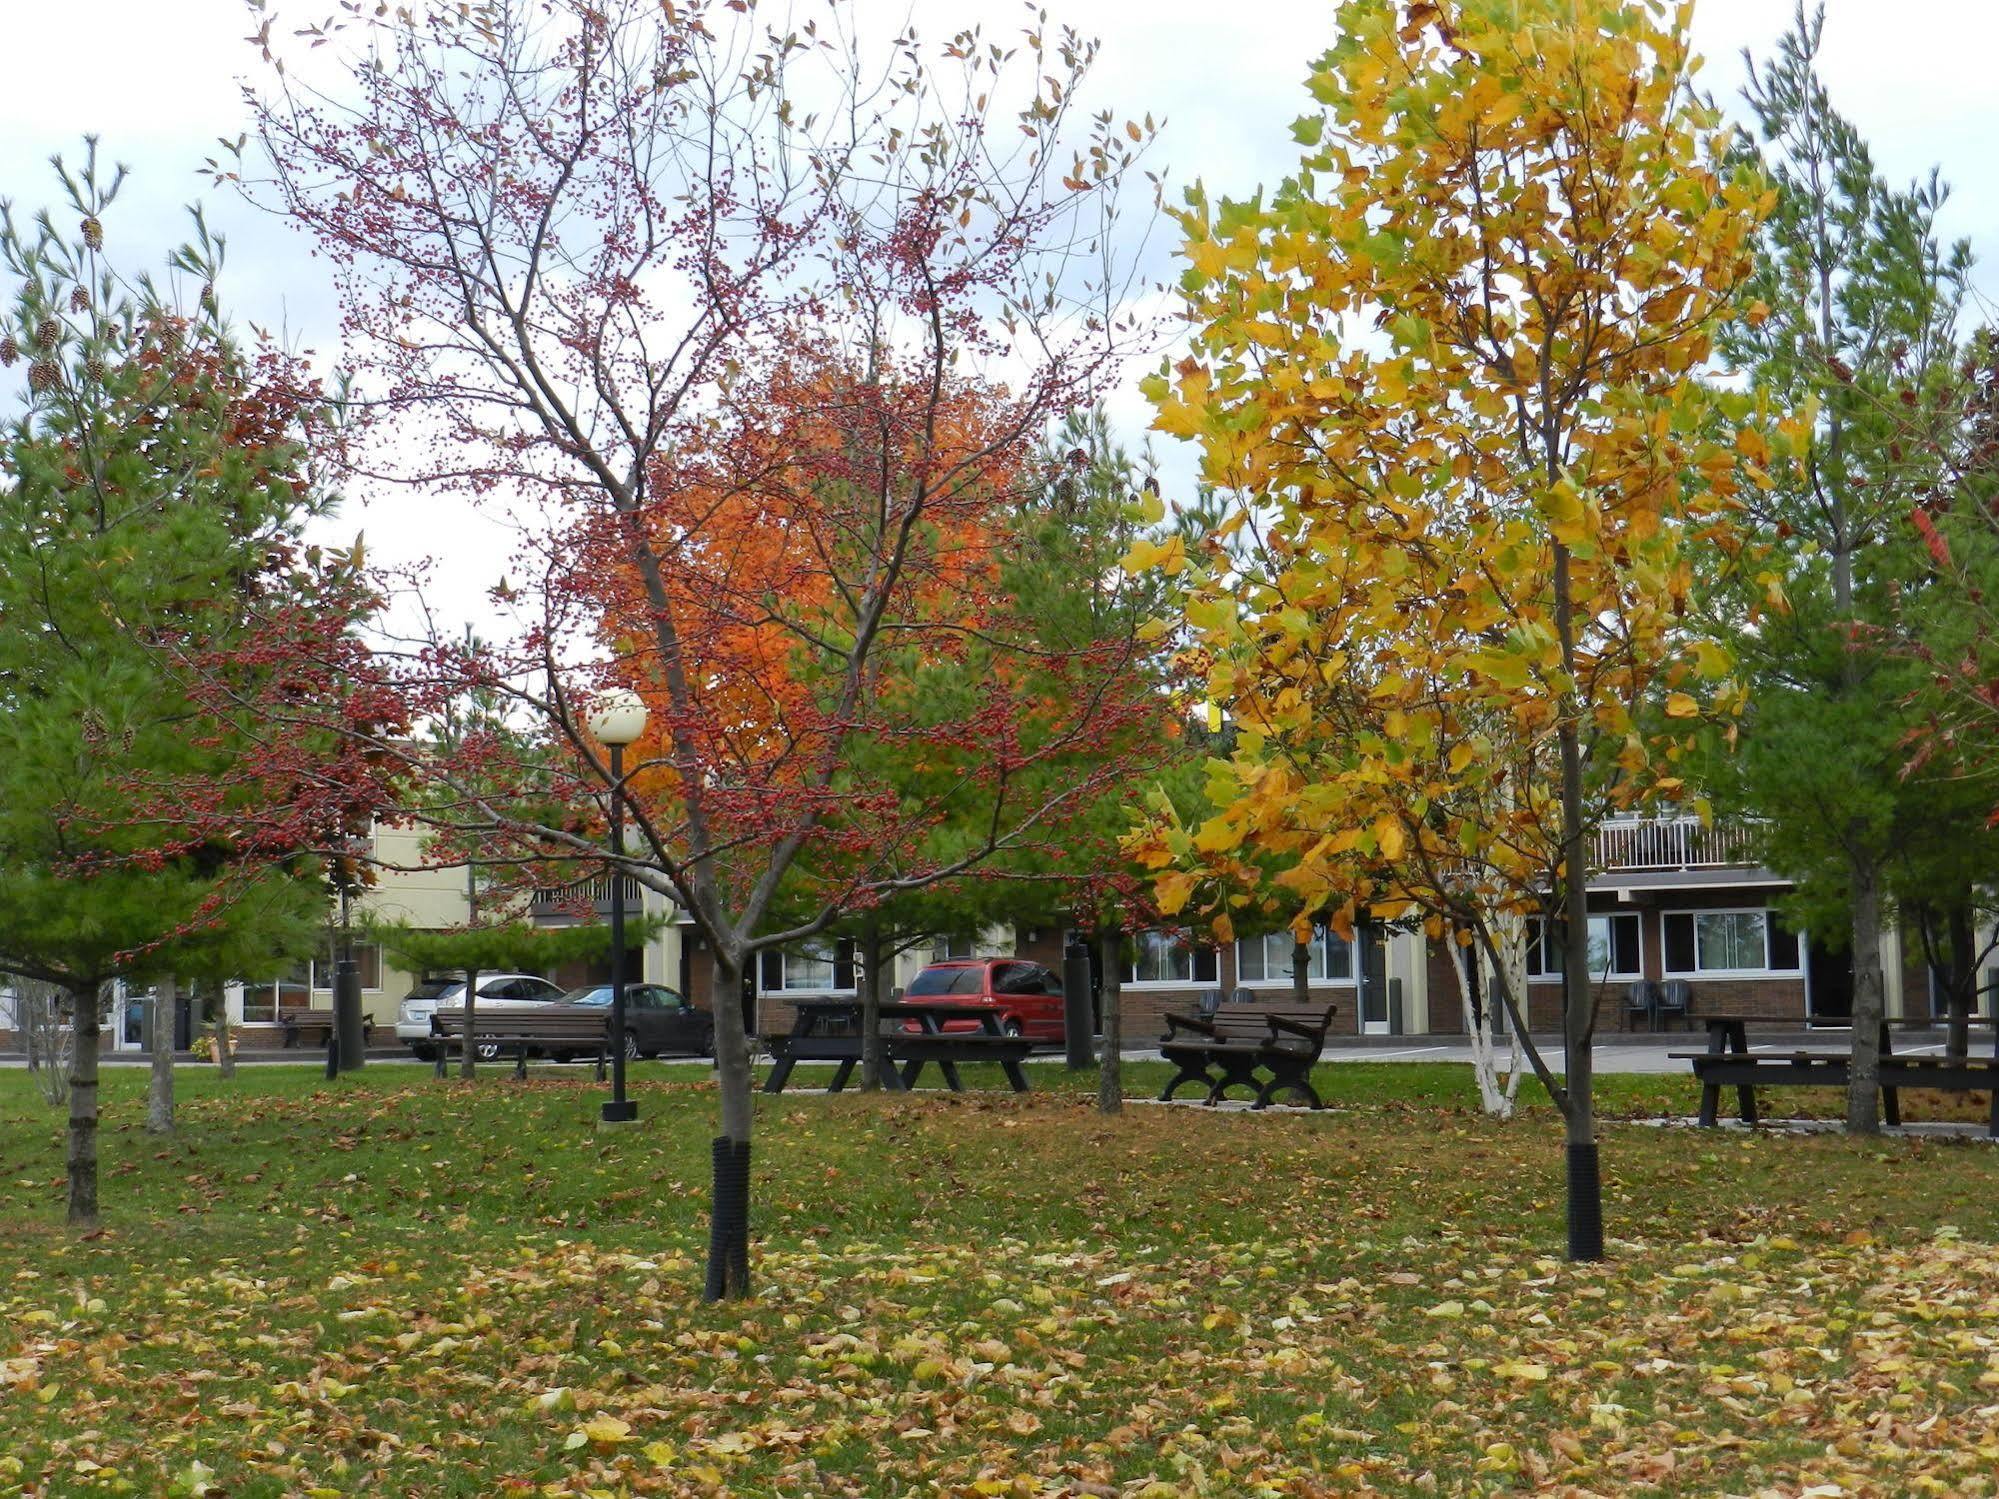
69,287,90,313
28,359,60,393
84,356,105,384
0,334,17,367
34,316,59,349
80,216,103,251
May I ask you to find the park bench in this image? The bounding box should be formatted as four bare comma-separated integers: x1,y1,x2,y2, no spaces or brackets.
1157,1004,1337,1109
430,1007,609,1080
1673,1015,1999,1135
278,1009,374,1050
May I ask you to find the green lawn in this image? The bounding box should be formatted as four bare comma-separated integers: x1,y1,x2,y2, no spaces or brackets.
2,1061,1996,1496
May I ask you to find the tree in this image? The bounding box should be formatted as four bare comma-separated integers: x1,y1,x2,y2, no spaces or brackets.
1709,3,1976,1128
1127,0,1768,1258
0,145,371,1225
238,0,1157,1297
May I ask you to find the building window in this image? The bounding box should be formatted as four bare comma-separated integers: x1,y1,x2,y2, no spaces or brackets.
1235,929,1353,985
1527,914,1641,980
758,941,857,995
1124,930,1219,987
931,934,977,962
1662,908,1801,976
241,943,384,1024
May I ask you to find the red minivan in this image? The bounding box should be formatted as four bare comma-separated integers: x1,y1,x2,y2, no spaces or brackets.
902,958,1066,1043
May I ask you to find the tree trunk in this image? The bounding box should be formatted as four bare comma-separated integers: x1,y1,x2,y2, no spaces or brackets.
1453,918,1525,1119
705,955,754,1300
458,967,480,1081
1553,541,1604,1262
214,982,237,1080
146,976,176,1136
1946,900,1976,1063
1096,928,1122,1115
67,983,101,1229
859,919,887,1092
1846,853,1886,1132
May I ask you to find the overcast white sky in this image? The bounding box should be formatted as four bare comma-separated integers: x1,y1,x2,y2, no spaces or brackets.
5,0,1996,633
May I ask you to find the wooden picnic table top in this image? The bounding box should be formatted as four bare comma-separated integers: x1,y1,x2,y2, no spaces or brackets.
775,997,1011,1036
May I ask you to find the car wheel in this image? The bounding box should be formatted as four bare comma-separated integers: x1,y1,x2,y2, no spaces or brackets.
1002,1017,1024,1038
623,1030,641,1061
475,1042,501,1062
408,1044,436,1062
699,1029,715,1059
550,1051,573,1065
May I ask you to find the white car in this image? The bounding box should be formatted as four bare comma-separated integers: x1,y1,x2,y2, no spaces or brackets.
395,973,565,1059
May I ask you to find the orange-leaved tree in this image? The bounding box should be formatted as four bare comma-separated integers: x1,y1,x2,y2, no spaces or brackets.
241,0,1160,1300
1127,0,1779,1259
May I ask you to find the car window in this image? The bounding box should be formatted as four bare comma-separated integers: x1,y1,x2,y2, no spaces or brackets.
992,963,1032,994
905,967,961,997
1035,967,1064,996
952,968,986,995
522,978,562,1000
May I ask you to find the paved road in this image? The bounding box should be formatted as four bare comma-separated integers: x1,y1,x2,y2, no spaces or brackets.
6,1031,1964,1079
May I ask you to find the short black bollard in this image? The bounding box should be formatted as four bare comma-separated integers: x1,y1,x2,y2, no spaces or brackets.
1062,939,1095,1069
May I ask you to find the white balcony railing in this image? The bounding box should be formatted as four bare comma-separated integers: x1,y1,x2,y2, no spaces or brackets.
1593,817,1760,874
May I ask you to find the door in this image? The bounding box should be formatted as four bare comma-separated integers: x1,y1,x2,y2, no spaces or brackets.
1358,927,1392,1035
1806,937,1854,1022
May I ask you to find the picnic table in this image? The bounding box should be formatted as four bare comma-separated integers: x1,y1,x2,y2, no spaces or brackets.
761,998,1033,1095
1675,1014,1999,1135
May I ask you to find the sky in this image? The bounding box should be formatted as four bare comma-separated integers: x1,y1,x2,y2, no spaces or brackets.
5,0,1997,632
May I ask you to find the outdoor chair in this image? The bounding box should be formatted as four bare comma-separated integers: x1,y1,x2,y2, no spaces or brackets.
1655,979,1693,1031
1624,980,1661,1032
1227,987,1258,1006
1196,989,1223,1018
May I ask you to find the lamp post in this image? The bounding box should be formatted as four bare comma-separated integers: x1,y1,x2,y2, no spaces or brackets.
588,687,649,1125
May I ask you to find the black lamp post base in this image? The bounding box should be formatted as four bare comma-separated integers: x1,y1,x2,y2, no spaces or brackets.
599,1099,639,1125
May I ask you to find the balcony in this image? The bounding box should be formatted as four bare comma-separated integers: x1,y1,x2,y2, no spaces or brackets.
527,873,646,923
1593,817,1761,874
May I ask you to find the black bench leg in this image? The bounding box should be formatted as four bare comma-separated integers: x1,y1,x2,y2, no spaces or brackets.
1737,1083,1757,1125
1988,1086,1997,1140
1883,1084,1901,1128
939,1060,965,1093
1257,1067,1322,1110
515,1046,528,1080
827,1059,855,1093
762,1056,796,1095
1001,1059,1030,1093
899,1059,924,1091
1698,1079,1719,1128
594,1049,606,1083
1158,1064,1214,1102
434,1047,447,1080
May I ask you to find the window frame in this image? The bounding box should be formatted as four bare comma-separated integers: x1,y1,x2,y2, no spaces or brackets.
757,941,857,997
1233,929,1355,987
1122,930,1220,990
1660,906,1803,978
1525,913,1643,982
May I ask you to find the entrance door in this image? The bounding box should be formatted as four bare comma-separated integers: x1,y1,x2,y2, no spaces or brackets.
1806,937,1853,1023
1357,927,1392,1035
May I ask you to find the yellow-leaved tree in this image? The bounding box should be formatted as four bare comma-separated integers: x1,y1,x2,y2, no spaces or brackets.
1128,0,1782,1259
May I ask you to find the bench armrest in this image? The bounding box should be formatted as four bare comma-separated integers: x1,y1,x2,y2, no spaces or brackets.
1266,1010,1332,1044
1162,1012,1221,1041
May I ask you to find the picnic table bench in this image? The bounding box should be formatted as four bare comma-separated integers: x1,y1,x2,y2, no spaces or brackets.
762,998,1032,1095
1673,1015,1999,1135
1157,1004,1337,1109
278,1009,374,1049
430,1007,609,1080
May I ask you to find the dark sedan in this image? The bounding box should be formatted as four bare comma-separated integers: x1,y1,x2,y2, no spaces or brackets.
554,984,713,1060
